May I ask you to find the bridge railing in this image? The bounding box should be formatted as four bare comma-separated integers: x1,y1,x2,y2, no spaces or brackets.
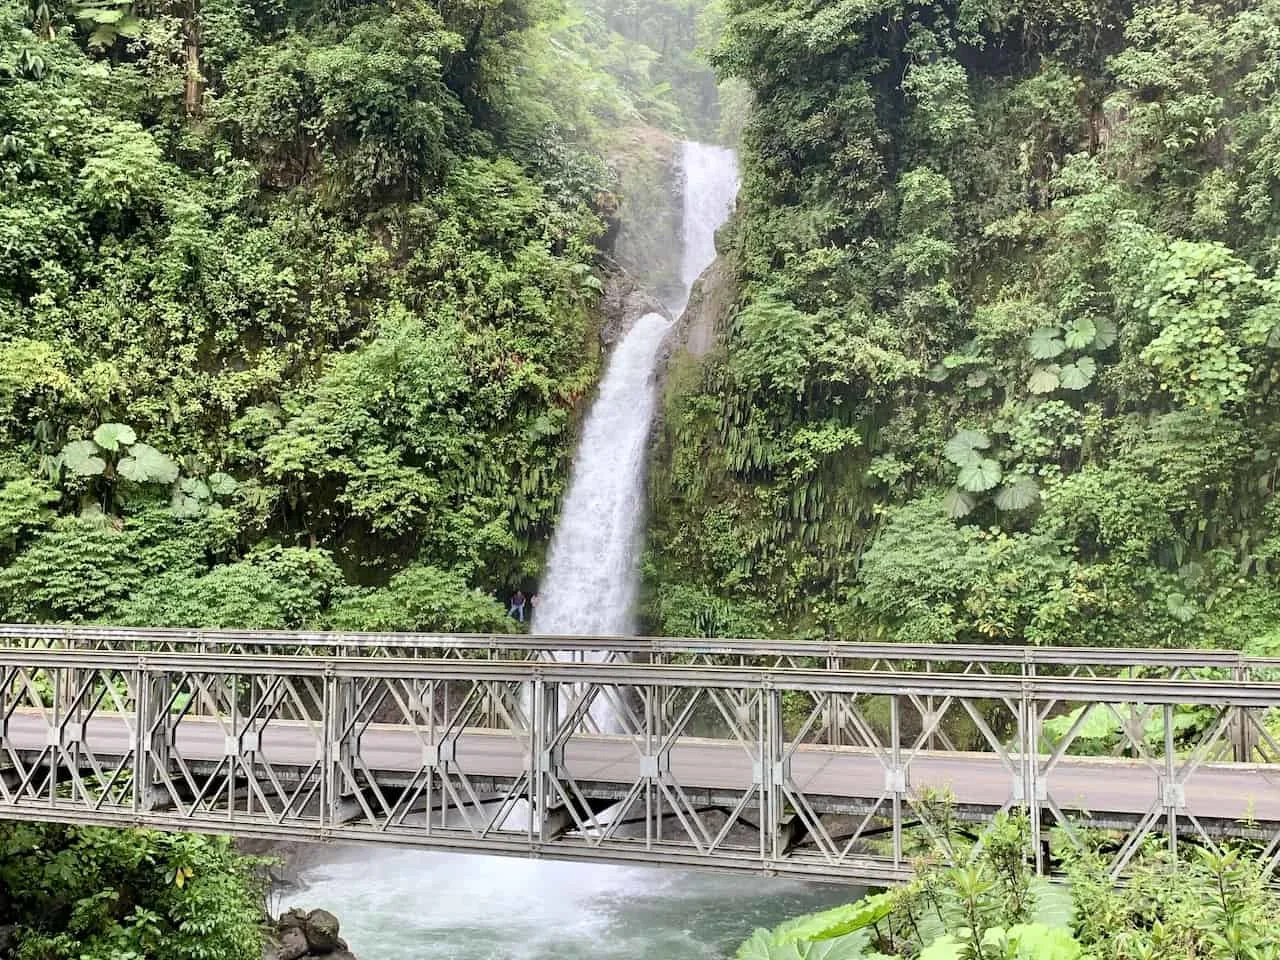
0,647,1277,883
1,623,1276,682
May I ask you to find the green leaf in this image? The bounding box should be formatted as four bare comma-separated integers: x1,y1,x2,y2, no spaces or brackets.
180,477,211,501
92,422,136,452
1029,326,1066,359
944,429,991,466
1042,705,1120,745
1166,591,1197,623
987,924,1085,960
1063,317,1097,350
957,457,1002,493
117,443,179,484
926,363,950,383
207,472,237,496
774,894,894,943
966,369,991,388
1092,316,1118,350
61,440,106,477
1028,878,1075,929
943,487,976,519
993,475,1040,511
1027,365,1061,394
81,6,123,22
919,935,964,960
170,492,203,518
1059,356,1097,390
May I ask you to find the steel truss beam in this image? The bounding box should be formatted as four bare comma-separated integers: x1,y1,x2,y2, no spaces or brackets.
3,624,1278,680
0,647,1276,883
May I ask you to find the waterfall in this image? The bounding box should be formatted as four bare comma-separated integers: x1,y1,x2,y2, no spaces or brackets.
677,141,740,307
530,312,673,638
532,142,738,730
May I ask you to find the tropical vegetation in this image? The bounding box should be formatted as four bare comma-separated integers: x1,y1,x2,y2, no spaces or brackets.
0,823,264,960
737,815,1280,960
646,0,1280,651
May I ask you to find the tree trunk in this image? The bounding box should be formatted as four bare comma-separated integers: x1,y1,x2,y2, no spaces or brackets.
183,0,202,117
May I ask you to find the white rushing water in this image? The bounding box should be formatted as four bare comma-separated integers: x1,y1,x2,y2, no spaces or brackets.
530,312,673,640
288,144,853,960
678,141,740,305
534,141,739,645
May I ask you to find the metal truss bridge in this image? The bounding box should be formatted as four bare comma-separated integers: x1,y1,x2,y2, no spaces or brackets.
1,625,1278,885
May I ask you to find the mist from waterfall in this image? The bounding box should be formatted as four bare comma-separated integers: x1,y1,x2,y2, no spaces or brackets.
533,142,739,650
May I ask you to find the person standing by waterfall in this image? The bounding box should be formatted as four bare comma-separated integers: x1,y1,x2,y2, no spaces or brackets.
508,590,527,623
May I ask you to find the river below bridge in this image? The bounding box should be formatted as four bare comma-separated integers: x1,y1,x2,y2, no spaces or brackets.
289,848,856,958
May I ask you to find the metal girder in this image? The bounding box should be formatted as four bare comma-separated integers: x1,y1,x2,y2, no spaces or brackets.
2,624,1278,679
0,648,1277,883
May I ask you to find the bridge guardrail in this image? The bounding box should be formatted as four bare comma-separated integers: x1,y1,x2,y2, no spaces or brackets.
1,624,1277,681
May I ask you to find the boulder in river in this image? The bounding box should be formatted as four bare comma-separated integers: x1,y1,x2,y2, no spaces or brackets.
266,908,356,960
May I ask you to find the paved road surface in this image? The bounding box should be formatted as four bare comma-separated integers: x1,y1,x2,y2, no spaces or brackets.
5,712,1278,825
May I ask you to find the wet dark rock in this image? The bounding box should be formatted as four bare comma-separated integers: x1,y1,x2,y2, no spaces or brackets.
302,909,342,953
277,927,309,960
266,908,357,960
601,265,672,346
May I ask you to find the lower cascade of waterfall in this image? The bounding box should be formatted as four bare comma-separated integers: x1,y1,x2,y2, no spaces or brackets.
288,142,841,960
531,311,674,642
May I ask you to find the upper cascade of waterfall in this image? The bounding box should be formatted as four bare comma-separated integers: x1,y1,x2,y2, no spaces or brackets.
675,141,740,315
534,141,739,638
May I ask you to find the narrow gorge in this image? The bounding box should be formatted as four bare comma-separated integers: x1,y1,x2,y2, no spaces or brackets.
286,143,847,958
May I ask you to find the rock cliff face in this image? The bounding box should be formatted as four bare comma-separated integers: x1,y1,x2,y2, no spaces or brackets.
265,908,357,960
669,253,738,361
604,125,683,310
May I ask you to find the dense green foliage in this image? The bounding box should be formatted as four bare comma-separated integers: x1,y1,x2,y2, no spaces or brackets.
646,0,1280,647
737,816,1280,960
0,823,263,960
0,0,717,631
578,0,729,139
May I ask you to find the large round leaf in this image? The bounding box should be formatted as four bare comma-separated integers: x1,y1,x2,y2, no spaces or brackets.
208,472,237,496
1028,327,1066,359
943,487,976,519
180,477,211,501
1092,316,1118,350
170,491,203,518
944,429,991,467
958,457,1003,492
117,442,179,484
993,474,1040,511
1063,317,1097,350
1027,365,1061,394
92,422,136,452
61,440,106,477
1059,356,1097,390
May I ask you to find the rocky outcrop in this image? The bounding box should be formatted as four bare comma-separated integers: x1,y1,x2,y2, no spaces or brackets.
604,125,683,308
669,254,738,361
600,262,672,346
265,908,357,960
